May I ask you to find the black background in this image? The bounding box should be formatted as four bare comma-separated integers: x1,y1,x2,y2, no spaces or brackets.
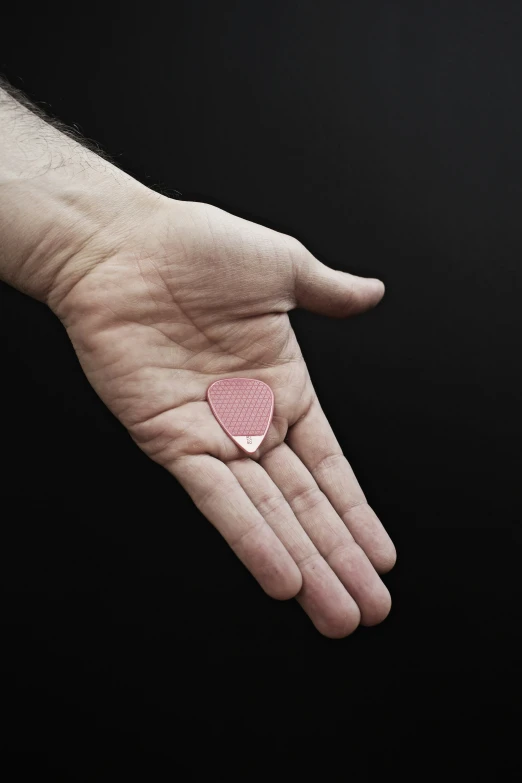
1,0,521,775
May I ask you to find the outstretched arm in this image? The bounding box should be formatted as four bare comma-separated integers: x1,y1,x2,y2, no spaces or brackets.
0,78,395,637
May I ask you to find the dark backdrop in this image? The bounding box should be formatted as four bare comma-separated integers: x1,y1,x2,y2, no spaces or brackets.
2,0,521,774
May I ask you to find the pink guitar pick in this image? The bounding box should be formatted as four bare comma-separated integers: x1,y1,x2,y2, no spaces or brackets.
207,378,274,454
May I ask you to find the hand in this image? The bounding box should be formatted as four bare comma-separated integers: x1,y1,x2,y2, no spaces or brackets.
50,194,396,637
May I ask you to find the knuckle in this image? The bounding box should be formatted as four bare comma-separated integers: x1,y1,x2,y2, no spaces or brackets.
256,492,288,519
287,485,325,515
192,478,227,514
340,498,369,518
295,549,323,570
326,541,356,566
312,451,346,476
229,519,264,551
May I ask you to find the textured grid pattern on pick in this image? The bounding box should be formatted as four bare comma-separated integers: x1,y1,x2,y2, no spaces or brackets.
208,379,273,436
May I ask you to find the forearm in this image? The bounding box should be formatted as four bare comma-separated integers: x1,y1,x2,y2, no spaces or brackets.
0,79,156,306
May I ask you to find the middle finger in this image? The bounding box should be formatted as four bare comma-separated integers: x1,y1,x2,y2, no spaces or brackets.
229,456,361,638
261,443,392,626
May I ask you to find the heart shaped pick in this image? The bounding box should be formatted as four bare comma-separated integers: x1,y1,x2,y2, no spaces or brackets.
207,378,274,454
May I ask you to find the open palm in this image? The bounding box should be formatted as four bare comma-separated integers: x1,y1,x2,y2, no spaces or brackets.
54,196,396,637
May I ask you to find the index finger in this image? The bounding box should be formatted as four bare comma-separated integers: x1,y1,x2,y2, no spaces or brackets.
171,453,302,600
286,397,396,573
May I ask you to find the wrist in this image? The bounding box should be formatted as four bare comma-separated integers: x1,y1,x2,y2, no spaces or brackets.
0,159,159,307
0,83,162,308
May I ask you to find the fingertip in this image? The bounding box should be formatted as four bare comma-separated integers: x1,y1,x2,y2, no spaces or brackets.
336,272,385,317
373,542,397,574
359,276,385,310
297,587,362,638
263,560,303,601
315,604,361,639
360,585,392,627
293,253,386,317
367,277,385,298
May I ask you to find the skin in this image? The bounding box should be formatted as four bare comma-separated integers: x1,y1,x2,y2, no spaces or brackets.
0,82,396,638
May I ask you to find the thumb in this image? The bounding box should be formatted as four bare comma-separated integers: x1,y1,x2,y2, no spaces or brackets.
292,249,385,318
